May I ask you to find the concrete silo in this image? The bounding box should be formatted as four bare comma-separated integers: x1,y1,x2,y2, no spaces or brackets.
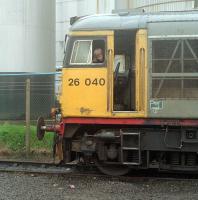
0,0,56,120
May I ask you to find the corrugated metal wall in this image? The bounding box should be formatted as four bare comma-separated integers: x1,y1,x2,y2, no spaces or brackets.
132,0,194,12
115,0,196,12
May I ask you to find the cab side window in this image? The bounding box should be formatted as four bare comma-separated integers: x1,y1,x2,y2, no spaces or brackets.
70,39,105,66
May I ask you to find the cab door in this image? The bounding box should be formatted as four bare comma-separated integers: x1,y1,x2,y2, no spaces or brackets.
60,31,114,117
112,29,148,118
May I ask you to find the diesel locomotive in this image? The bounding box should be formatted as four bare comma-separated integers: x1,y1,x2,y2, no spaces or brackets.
37,11,198,175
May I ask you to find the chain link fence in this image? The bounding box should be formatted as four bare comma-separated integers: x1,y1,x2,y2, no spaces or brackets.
0,73,61,121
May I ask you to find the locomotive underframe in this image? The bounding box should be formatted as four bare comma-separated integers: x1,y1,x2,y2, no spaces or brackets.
62,122,198,172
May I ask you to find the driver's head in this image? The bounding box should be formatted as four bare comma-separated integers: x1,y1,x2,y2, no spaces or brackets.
93,48,104,63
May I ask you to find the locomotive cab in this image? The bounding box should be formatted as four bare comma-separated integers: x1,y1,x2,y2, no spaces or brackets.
61,29,147,118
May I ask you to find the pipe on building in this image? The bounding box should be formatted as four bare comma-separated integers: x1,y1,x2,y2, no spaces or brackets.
96,0,99,14
195,0,198,7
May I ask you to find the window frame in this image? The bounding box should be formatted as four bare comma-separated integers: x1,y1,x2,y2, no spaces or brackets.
70,40,93,65
64,36,107,68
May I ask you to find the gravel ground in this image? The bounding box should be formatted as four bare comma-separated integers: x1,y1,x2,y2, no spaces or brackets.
1,172,198,200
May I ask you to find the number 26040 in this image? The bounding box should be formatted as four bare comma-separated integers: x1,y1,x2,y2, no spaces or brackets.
68,78,106,86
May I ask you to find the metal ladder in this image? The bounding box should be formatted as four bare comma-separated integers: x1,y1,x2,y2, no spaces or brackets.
121,132,141,165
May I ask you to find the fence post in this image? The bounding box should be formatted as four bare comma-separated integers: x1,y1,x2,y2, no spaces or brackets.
25,78,31,157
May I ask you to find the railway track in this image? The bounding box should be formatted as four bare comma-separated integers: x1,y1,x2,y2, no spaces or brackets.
0,160,198,182
0,160,97,175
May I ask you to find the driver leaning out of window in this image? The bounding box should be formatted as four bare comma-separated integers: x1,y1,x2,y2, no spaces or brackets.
93,48,104,63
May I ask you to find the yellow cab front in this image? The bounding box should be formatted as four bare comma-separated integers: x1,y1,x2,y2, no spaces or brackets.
60,30,148,118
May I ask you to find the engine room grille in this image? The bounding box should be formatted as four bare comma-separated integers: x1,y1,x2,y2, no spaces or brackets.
152,39,198,99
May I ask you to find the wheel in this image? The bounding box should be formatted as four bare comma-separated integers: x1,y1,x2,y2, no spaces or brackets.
95,158,130,176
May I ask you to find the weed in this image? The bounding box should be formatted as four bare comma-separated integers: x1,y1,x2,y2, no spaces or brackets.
0,124,54,153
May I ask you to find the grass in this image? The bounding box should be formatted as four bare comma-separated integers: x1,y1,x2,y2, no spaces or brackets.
0,123,54,153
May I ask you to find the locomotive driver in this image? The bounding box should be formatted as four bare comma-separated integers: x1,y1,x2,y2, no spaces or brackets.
93,48,104,63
